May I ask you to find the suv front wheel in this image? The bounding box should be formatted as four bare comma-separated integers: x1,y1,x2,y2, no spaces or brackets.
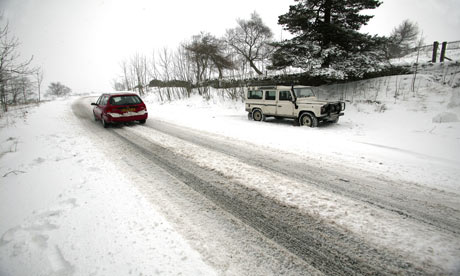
299,113,318,127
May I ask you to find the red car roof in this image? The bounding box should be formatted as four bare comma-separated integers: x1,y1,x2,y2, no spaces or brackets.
103,92,140,97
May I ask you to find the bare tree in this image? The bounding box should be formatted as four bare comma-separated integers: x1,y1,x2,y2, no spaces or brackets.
146,47,193,101
0,21,34,111
184,32,233,86
120,59,133,91
147,50,165,101
226,11,273,76
388,19,420,58
130,53,148,95
411,32,425,94
47,82,71,97
8,77,22,104
111,78,125,91
35,68,43,102
173,46,193,98
158,48,172,82
148,50,159,86
158,48,173,101
184,34,210,86
18,76,32,103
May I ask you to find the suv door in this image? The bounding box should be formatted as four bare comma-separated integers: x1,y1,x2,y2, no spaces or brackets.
276,90,295,117
264,90,277,115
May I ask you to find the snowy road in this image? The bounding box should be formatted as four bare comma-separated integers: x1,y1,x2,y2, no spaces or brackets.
71,97,460,275
146,120,460,236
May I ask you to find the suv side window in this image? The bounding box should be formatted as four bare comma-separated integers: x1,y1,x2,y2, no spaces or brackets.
248,90,263,99
265,91,276,100
279,91,292,101
96,96,102,105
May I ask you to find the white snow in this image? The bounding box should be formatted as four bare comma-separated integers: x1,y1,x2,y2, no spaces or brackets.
144,71,460,194
127,124,460,270
432,111,459,123
1,62,460,274
390,42,460,66
0,100,216,276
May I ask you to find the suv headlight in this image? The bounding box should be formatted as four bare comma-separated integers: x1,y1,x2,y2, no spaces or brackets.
321,105,328,114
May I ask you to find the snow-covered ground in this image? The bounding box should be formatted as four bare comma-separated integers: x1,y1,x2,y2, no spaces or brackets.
145,70,460,193
0,100,216,275
391,42,460,66
127,122,460,272
1,65,460,274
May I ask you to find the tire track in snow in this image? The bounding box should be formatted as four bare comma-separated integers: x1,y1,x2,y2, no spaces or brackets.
71,97,320,275
71,98,451,274
143,121,460,236
109,128,434,275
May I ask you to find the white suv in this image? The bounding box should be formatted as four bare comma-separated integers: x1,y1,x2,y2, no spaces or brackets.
245,85,345,127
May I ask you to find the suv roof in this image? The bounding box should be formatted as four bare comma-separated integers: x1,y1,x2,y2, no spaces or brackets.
248,85,313,90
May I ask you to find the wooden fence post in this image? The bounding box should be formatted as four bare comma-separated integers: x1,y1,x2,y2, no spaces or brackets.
440,41,447,62
432,41,439,63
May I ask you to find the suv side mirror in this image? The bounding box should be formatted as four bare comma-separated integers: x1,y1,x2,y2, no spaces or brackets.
91,103,97,106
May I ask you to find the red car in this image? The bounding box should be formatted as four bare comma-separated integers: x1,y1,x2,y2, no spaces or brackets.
91,92,148,128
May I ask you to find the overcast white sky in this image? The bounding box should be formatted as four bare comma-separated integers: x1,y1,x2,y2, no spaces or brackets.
1,0,459,93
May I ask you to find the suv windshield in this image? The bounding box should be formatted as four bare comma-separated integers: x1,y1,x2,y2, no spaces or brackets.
109,95,142,105
294,88,315,98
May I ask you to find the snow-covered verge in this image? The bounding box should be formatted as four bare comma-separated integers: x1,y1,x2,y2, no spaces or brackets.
390,43,460,66
128,125,460,272
0,100,216,275
132,70,460,272
144,70,460,194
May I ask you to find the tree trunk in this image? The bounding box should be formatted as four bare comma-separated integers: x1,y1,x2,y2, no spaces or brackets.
321,0,332,68
217,66,223,79
249,59,263,75
22,86,26,104
0,82,7,112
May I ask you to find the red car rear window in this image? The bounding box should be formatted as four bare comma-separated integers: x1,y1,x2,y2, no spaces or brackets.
109,95,143,106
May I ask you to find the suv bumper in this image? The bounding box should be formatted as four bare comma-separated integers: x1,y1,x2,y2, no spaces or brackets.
320,112,344,121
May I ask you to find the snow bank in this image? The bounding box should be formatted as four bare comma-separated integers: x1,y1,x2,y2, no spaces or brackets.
448,87,460,108
390,46,460,66
433,112,459,123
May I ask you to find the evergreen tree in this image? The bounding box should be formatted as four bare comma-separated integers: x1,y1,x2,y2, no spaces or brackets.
271,0,386,79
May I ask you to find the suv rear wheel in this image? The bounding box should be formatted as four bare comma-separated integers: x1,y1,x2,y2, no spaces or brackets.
252,110,265,122
299,113,318,127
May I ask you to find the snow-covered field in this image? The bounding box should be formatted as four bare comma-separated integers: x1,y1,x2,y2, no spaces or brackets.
1,65,460,274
